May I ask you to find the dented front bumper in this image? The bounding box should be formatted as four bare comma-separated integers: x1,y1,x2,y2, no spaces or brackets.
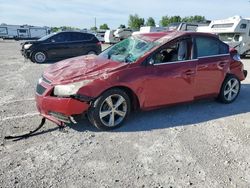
35,81,90,126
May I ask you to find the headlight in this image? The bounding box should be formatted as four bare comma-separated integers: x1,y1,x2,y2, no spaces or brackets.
54,80,92,97
24,44,32,49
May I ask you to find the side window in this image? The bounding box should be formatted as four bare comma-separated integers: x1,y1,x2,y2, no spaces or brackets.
71,33,82,41
0,27,7,34
82,33,94,41
51,33,70,43
240,24,247,29
18,29,27,33
195,37,220,57
152,38,192,64
195,37,229,58
220,42,229,54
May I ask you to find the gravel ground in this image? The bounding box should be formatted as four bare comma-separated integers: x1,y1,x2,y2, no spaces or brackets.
0,40,250,188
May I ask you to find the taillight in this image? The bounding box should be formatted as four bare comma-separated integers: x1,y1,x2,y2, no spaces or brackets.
97,42,102,46
232,53,241,61
230,48,241,61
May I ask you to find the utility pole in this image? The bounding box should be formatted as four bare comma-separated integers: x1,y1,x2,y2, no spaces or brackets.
94,17,97,30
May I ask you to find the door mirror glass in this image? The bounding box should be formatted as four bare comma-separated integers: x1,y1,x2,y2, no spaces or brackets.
148,58,155,65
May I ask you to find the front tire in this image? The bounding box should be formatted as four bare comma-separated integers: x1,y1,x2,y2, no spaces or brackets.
218,75,241,103
87,51,97,55
31,51,47,63
88,89,131,130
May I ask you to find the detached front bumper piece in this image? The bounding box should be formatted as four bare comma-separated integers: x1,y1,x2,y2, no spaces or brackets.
5,118,46,140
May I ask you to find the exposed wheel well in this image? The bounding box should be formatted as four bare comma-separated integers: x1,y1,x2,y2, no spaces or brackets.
226,73,239,80
101,86,140,111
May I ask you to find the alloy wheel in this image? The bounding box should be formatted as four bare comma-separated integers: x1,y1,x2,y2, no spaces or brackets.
99,94,128,127
35,52,46,63
223,78,240,101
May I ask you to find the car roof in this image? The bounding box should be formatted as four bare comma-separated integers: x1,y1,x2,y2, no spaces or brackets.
58,31,94,35
137,31,219,43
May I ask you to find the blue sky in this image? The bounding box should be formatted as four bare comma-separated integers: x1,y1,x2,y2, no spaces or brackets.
0,0,250,29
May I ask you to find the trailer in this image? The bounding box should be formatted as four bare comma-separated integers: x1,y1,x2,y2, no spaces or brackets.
104,30,120,44
0,24,51,40
167,22,202,31
197,16,250,56
132,26,166,35
114,28,133,40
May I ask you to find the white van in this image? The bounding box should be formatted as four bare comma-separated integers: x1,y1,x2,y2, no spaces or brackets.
197,16,250,57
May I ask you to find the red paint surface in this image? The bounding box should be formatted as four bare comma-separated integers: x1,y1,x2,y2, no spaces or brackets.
36,31,247,125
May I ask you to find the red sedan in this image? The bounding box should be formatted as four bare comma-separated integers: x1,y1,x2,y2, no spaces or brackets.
36,31,247,130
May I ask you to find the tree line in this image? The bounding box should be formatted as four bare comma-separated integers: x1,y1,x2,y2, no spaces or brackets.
51,14,207,32
128,14,207,29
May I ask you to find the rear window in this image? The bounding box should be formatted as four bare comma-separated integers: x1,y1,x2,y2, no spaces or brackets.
195,37,229,58
82,33,94,41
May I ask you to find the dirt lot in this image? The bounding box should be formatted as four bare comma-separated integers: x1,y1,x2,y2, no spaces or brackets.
0,40,250,188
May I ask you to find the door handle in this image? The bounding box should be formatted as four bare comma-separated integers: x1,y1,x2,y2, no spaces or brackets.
184,70,195,76
218,62,227,67
197,65,208,70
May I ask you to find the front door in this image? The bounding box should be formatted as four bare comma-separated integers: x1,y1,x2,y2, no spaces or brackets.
143,37,197,108
46,32,72,59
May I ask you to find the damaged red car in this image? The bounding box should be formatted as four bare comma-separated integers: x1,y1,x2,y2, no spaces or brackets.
36,31,248,130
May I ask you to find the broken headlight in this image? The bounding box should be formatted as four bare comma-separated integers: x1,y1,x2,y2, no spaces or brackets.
53,80,92,97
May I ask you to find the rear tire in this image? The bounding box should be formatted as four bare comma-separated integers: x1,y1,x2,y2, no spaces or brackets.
218,74,241,104
87,51,97,55
31,51,47,63
87,89,131,130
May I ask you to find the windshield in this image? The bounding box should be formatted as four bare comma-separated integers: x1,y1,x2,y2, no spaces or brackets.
218,33,241,42
38,33,57,41
99,36,159,63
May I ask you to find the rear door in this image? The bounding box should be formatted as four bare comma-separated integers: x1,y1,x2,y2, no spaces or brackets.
79,33,99,55
194,36,230,98
68,32,84,56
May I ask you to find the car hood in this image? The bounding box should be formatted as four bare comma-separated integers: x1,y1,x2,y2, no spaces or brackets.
21,40,38,45
43,55,126,84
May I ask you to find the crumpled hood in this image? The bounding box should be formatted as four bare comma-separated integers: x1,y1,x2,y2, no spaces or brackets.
43,55,125,84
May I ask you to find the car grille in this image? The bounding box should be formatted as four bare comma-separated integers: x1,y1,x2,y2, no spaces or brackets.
36,84,46,95
42,75,51,84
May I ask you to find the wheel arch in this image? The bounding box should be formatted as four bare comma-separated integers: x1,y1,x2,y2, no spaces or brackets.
31,50,48,62
225,73,240,80
99,85,140,111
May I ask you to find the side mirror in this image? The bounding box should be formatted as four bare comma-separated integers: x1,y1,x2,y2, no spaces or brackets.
148,58,155,65
51,39,55,43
